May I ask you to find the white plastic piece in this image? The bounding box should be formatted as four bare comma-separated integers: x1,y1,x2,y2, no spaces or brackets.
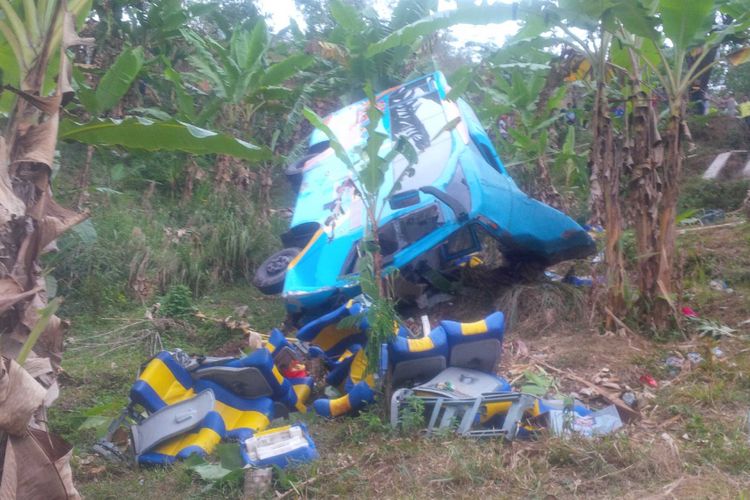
244,426,309,462
420,315,431,337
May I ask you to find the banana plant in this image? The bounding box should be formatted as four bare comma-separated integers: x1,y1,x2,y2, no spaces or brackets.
308,0,475,99
303,85,417,372
607,0,750,329
177,19,313,129
0,0,92,495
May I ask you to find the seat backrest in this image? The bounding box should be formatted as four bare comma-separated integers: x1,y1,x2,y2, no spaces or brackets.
265,328,293,358
391,357,447,388
325,344,363,388
449,339,502,373
191,366,273,399
442,311,505,374
343,348,375,391
130,351,196,413
194,380,275,440
194,348,292,400
296,300,367,359
388,326,449,388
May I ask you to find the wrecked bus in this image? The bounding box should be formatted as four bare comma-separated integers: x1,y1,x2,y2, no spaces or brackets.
253,72,595,313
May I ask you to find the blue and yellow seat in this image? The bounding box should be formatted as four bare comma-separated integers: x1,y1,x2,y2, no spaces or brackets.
193,348,292,400
442,311,505,373
388,326,449,387
313,381,375,418
137,388,275,465
324,344,363,389
194,380,274,440
131,351,291,465
130,351,196,413
137,410,226,465
296,300,368,359
265,328,294,358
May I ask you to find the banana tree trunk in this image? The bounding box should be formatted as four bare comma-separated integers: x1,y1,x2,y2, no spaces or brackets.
530,50,571,211
534,156,565,210
627,89,663,321
1,5,92,498
590,80,625,329
651,106,684,328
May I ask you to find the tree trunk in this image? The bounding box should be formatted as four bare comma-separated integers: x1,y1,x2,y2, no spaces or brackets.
652,106,684,329
587,83,606,227
627,91,663,325
0,5,93,497
213,154,232,192
627,90,681,331
529,50,577,211
590,80,625,329
76,145,95,210
259,164,273,220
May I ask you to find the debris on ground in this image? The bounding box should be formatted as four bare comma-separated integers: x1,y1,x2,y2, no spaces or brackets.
640,374,658,388
709,279,734,293
243,423,317,469
100,295,641,478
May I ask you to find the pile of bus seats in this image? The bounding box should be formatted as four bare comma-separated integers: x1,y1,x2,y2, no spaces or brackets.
127,330,312,465
301,298,511,420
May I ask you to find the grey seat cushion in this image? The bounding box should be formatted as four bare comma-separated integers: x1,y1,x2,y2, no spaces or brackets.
449,339,502,373
391,356,446,389
192,366,273,398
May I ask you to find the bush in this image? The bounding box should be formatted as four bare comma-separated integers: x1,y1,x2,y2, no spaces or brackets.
678,178,750,213
171,193,283,294
160,284,195,319
46,188,282,314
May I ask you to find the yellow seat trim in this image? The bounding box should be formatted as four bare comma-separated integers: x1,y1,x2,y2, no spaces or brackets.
406,336,435,352
460,319,488,335
255,424,292,437
154,427,222,457
311,324,358,352
137,358,195,406
215,401,271,432
480,401,513,423
329,395,352,417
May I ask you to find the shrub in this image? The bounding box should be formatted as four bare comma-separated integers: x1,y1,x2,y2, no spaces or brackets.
160,284,195,319
678,178,750,213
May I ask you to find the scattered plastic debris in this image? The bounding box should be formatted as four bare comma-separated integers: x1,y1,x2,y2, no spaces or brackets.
709,279,734,293
681,306,698,318
621,392,637,408
665,356,683,375
242,423,318,469
544,271,595,287
687,352,704,365
711,347,725,358
639,374,658,388
547,404,623,438
545,271,563,282
563,275,594,287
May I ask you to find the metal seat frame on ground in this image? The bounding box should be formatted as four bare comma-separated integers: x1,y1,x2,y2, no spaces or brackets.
390,388,536,440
